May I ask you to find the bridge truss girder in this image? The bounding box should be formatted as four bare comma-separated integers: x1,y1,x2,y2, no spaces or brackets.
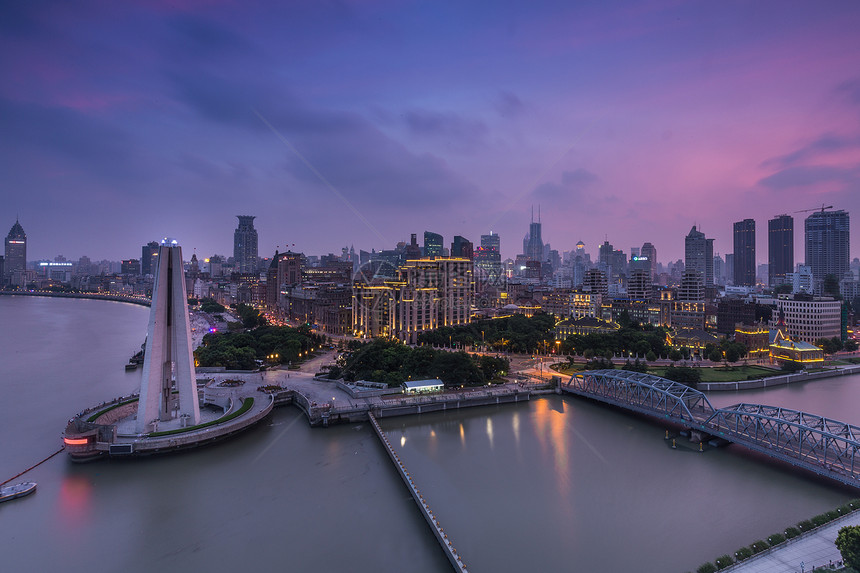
707,404,860,485
567,370,716,425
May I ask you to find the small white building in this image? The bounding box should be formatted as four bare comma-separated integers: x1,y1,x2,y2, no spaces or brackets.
401,379,444,394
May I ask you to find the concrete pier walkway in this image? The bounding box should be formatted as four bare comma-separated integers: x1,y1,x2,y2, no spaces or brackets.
723,512,860,573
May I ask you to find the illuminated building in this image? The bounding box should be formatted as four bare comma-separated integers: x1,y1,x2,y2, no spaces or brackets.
734,323,770,358
352,257,474,344
770,332,824,366
733,218,756,287
136,239,200,433
233,215,259,273
4,218,26,284
768,214,794,287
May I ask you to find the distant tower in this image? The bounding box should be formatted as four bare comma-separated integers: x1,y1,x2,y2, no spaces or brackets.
526,206,544,262
805,209,849,293
733,218,756,286
4,218,26,282
684,226,714,287
234,215,259,274
141,241,159,276
768,214,794,287
640,242,657,279
424,231,444,258
136,238,200,433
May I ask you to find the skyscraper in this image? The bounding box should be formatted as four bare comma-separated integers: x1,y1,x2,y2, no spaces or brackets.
451,236,474,259
768,214,794,287
4,218,26,282
684,226,714,287
526,207,544,262
424,231,443,257
805,209,850,293
141,241,159,276
733,218,756,287
233,215,259,274
476,232,502,286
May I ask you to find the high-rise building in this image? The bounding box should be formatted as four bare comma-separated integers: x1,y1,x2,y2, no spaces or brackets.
640,242,657,279
141,241,159,276
233,215,259,274
4,218,26,282
476,232,502,287
733,218,756,287
685,226,714,287
481,232,500,253
526,207,544,262
627,269,653,301
451,236,474,259
805,209,850,293
768,215,794,287
424,231,443,258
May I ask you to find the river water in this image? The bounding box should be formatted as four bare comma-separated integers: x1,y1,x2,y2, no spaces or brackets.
1,295,858,572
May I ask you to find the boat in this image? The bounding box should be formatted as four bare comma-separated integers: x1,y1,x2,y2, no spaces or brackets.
0,482,37,503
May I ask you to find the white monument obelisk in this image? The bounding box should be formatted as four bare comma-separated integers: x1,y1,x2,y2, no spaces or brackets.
136,238,201,433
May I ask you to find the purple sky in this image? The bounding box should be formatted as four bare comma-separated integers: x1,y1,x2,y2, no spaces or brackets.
3,0,860,264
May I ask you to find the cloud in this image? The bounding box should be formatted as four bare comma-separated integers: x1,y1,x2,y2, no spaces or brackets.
403,109,488,149
0,96,148,182
496,91,526,118
837,77,860,105
763,134,860,168
533,168,599,201
166,70,482,210
757,164,860,190
168,14,254,60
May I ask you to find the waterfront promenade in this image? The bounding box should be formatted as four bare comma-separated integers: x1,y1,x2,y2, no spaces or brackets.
726,513,860,572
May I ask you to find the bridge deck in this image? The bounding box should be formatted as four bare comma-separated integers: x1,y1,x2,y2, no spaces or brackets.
562,370,860,489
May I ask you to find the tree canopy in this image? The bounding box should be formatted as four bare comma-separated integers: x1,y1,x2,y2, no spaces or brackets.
416,313,556,354
836,525,860,569
340,338,509,388
195,325,323,369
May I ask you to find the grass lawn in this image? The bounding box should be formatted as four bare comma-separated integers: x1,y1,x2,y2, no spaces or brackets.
549,362,781,382
648,365,779,382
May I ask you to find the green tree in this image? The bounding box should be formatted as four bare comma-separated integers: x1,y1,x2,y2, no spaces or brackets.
846,339,859,352
645,350,657,362
823,273,842,299
836,525,860,569
668,349,682,362
708,349,723,363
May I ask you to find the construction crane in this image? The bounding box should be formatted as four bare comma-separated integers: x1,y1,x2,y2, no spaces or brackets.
794,204,833,214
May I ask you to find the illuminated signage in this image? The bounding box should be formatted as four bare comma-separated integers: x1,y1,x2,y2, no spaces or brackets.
8,240,24,244
631,256,650,262
39,262,73,267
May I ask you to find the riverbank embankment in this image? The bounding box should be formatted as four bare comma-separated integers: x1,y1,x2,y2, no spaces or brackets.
0,290,150,307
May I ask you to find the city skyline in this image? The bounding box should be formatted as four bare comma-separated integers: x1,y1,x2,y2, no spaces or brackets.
2,2,860,262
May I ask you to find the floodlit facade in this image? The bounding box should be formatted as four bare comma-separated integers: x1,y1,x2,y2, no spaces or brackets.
353,257,474,344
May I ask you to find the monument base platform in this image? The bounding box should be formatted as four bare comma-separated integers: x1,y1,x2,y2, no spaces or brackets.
63,382,274,461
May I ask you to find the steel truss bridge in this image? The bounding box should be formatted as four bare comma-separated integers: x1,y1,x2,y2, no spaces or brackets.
561,370,860,489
